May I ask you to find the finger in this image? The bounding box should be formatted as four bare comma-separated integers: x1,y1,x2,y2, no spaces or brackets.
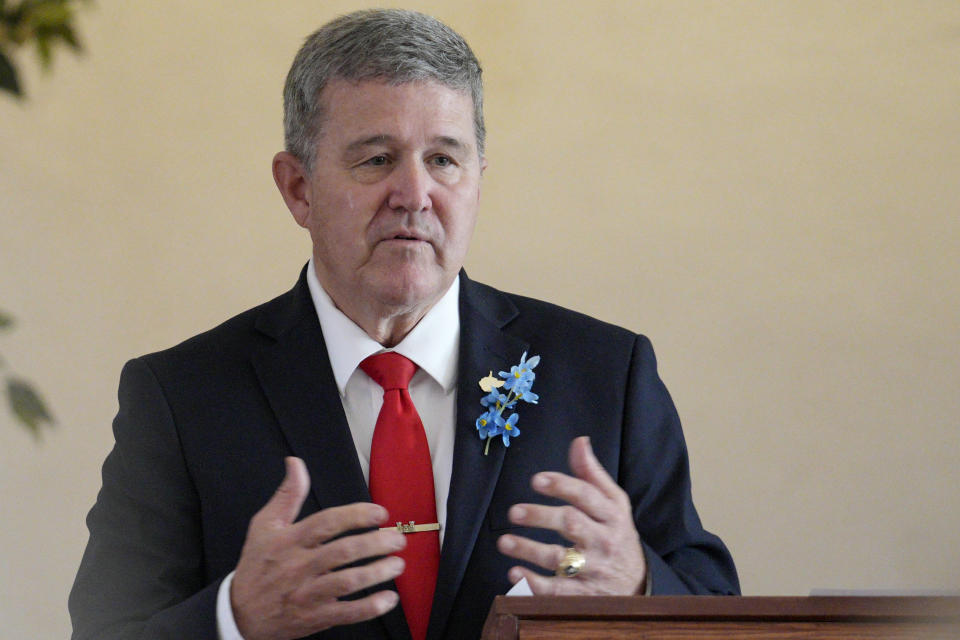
307,555,405,600
311,529,406,574
497,534,566,573
507,503,600,546
568,436,624,503
294,502,391,547
309,590,400,628
530,471,617,524
257,457,311,528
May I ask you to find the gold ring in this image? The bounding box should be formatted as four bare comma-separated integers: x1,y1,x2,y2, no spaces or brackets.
555,547,586,577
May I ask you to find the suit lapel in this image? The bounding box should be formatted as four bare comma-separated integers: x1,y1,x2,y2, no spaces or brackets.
250,270,525,640
428,275,527,640
250,271,410,640
251,273,370,510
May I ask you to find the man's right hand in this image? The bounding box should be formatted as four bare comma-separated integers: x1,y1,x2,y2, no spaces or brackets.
231,457,406,640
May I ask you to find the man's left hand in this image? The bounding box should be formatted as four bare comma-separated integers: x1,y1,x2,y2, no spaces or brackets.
496,436,647,595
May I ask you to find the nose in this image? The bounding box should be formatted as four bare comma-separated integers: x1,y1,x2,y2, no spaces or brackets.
386,159,433,213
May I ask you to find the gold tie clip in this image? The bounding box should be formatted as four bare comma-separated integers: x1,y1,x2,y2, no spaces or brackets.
379,520,441,534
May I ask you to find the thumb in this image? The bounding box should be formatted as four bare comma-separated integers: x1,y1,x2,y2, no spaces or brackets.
259,456,310,526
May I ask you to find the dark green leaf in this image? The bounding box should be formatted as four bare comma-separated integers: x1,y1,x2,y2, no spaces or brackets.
6,2,30,32
40,22,81,51
0,310,14,329
0,49,22,96
35,32,51,67
29,3,72,28
6,377,55,437
59,22,80,50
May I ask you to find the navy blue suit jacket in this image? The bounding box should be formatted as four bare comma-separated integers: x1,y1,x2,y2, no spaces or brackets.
70,269,738,639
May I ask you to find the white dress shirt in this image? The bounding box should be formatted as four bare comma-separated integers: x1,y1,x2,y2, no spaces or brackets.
217,260,460,639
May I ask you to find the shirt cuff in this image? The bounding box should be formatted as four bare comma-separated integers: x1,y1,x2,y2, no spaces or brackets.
217,571,246,640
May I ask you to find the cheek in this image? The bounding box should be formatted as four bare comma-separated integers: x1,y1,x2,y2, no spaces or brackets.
312,194,369,239
438,214,477,259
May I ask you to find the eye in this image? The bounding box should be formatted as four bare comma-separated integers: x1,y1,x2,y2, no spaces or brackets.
431,155,454,168
365,155,389,167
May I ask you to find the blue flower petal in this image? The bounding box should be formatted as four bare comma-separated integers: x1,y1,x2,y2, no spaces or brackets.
519,390,539,404
481,353,539,453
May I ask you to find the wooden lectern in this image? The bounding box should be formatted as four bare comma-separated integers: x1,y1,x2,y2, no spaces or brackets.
481,595,960,639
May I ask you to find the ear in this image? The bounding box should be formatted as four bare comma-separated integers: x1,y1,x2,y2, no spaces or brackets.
477,156,488,202
272,151,311,228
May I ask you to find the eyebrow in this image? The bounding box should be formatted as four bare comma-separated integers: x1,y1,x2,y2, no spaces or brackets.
344,134,470,154
345,135,391,153
434,136,469,153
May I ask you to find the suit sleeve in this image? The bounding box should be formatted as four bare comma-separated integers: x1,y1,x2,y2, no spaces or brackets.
620,335,740,595
69,358,220,639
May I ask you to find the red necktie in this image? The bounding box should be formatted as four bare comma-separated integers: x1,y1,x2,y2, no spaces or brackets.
360,352,439,640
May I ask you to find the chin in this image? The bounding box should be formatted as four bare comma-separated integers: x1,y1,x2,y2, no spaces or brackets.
370,268,449,311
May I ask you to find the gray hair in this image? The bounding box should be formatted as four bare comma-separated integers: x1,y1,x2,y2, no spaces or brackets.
283,9,484,169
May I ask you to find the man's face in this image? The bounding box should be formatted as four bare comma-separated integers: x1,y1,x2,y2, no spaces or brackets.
300,78,484,321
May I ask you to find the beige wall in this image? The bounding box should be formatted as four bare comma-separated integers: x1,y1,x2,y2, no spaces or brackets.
2,0,958,635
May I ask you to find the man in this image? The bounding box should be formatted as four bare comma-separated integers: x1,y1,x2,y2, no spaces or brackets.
70,9,738,640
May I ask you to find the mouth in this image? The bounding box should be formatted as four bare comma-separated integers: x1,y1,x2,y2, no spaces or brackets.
384,229,428,243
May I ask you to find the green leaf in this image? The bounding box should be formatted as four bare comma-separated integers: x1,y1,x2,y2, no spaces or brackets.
6,377,55,438
29,3,73,28
0,310,14,329
0,48,22,96
35,32,51,67
58,22,80,50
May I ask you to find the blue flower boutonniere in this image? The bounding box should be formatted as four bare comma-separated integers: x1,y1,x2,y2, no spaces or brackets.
475,352,540,454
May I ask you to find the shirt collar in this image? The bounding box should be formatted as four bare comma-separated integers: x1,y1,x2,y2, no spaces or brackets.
306,258,460,395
